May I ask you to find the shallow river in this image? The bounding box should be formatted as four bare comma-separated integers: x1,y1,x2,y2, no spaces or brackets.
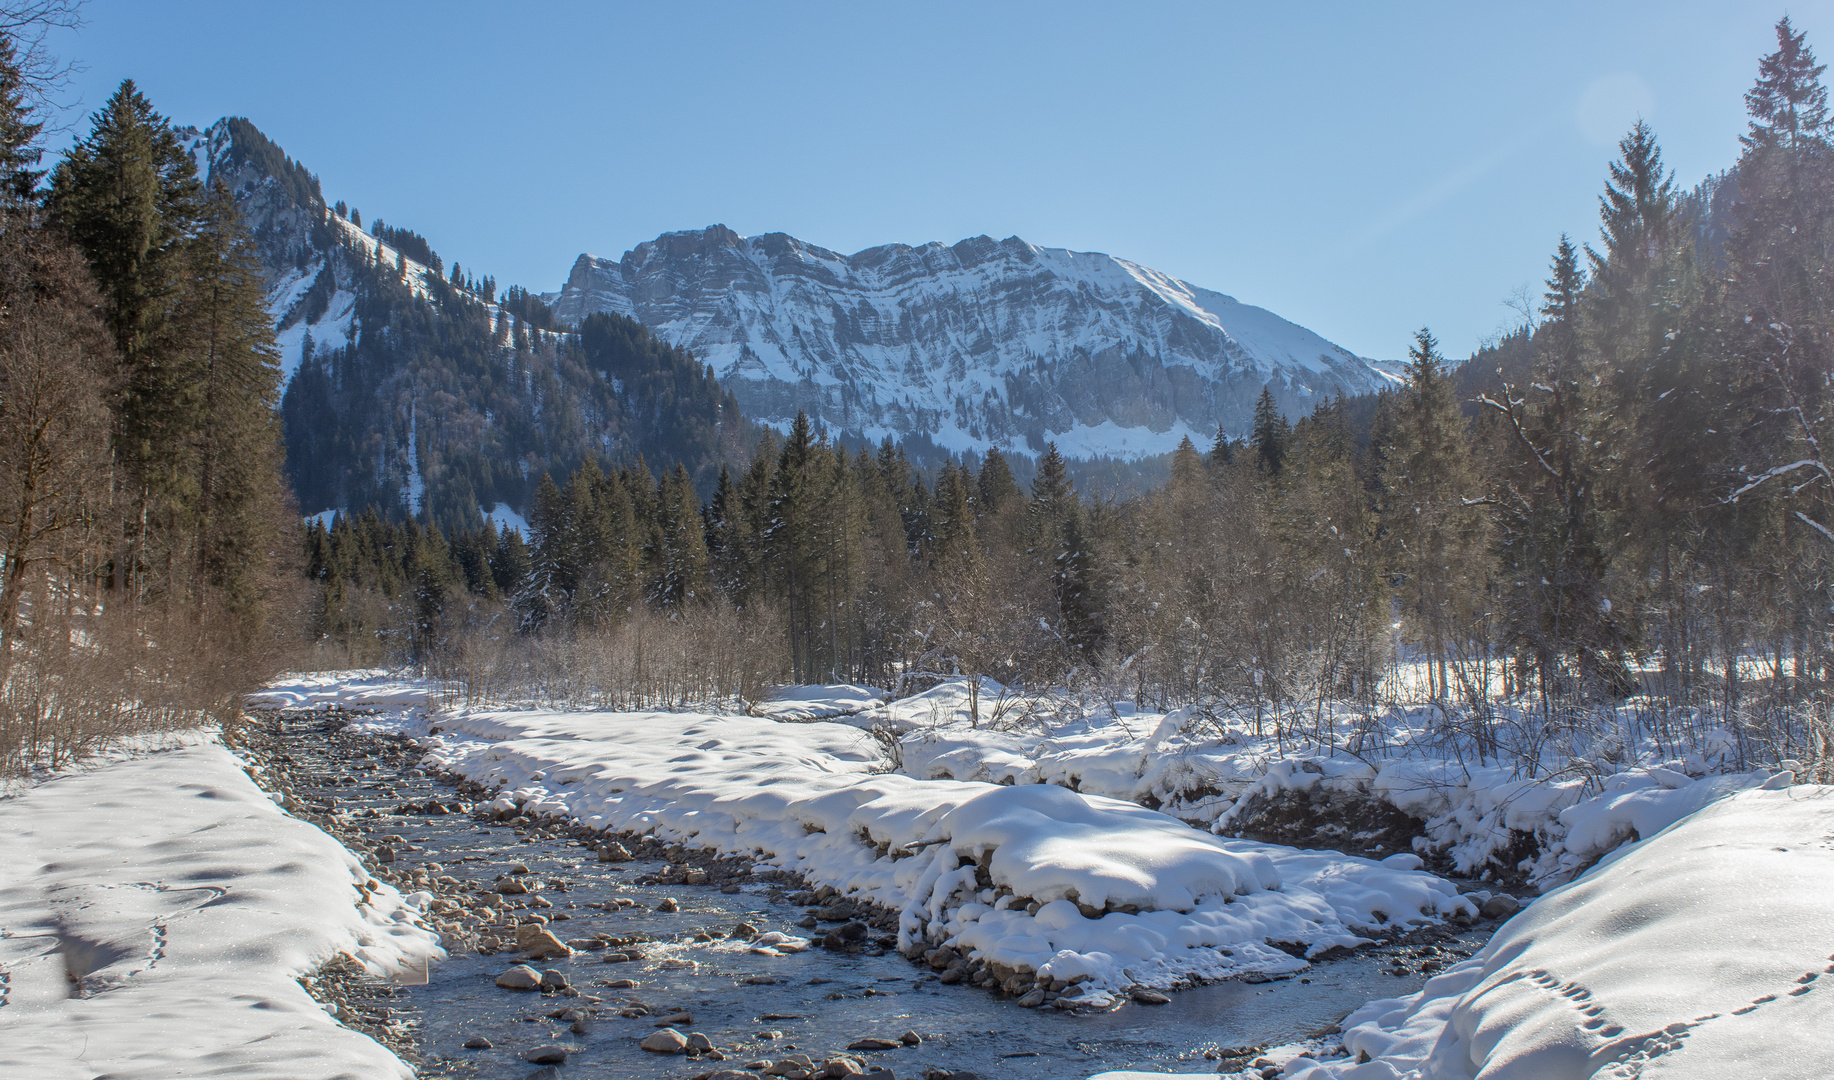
272,713,1488,1079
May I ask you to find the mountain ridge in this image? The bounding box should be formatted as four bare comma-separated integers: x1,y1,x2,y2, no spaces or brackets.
545,223,1400,462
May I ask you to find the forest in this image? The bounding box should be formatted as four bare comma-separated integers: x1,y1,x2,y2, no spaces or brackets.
5,16,1834,781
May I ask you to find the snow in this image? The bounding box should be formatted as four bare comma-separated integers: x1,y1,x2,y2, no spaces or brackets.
480,502,530,537
246,668,434,712
0,731,441,1078
751,682,888,721
1273,783,1834,1080
879,679,1776,894
549,229,1393,461
292,681,1476,1001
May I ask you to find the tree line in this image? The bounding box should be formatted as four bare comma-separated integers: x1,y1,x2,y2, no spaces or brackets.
308,21,1834,769
0,22,295,770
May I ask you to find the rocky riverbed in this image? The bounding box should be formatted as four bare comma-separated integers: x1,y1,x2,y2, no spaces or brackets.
227,708,1496,1079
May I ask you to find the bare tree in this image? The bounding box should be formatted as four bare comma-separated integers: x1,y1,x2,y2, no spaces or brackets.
0,235,113,660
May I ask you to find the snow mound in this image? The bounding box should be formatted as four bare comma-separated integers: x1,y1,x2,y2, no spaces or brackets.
416,704,1467,992
0,738,441,1077
751,683,889,721
1280,783,1834,1080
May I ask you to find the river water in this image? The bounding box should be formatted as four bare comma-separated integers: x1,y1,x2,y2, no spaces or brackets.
263,712,1488,1079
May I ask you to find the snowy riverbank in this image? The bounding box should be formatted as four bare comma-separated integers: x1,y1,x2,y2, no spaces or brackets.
0,729,441,1078
1203,781,1834,1079
293,684,1480,1002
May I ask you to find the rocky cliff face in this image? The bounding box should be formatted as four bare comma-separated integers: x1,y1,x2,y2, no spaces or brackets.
548,226,1397,460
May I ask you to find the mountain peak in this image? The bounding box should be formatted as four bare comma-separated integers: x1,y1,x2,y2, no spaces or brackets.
551,226,1391,462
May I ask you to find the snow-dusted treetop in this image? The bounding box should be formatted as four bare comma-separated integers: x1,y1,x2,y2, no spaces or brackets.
548,225,1400,461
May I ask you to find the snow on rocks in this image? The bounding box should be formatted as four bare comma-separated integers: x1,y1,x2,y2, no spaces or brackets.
0,737,442,1078
246,668,432,712
1270,784,1834,1080
871,679,1787,891
415,703,1468,995
752,683,888,722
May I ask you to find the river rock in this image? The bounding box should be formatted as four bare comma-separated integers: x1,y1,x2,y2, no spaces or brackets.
642,1028,689,1054
1016,988,1047,1007
494,964,543,990
516,924,573,960
462,1036,494,1048
688,1032,716,1051
539,969,569,990
656,1011,693,1026
656,897,680,913
495,878,529,895
603,978,638,989
1481,893,1522,919
899,1031,922,1046
847,1038,900,1051
599,842,630,862
820,1058,865,1077
1131,987,1170,1004
523,1045,569,1064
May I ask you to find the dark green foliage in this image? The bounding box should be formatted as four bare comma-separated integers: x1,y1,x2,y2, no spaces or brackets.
1251,386,1289,475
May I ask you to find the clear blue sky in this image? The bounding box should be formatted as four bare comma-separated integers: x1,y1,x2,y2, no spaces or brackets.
41,1,1834,362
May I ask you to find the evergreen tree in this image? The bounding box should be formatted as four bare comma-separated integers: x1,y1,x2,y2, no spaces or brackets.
976,447,1020,515
0,33,43,208
178,180,288,621
1252,387,1289,475
1381,328,1488,699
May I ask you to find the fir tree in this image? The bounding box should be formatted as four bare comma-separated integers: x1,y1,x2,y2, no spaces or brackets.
1252,387,1289,475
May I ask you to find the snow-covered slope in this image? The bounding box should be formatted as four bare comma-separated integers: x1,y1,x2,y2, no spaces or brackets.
549,226,1398,460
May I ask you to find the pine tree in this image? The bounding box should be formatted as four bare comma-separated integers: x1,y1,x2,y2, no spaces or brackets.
178,181,288,622
0,33,43,209
1208,423,1234,468
48,80,201,370
1252,387,1290,475
1381,328,1488,699
976,447,1020,515
652,463,711,607
1744,16,1829,152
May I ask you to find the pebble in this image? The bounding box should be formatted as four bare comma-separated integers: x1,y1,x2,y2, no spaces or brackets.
900,1031,922,1046
657,897,680,913
603,978,639,989
642,1028,690,1054
688,1032,716,1051
847,1038,901,1051
462,1036,494,1049
522,1045,569,1064
494,964,543,990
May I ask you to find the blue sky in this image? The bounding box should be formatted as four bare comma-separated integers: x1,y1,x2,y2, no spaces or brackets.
42,1,1834,362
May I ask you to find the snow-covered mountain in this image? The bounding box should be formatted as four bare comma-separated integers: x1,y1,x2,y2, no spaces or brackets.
548,226,1398,461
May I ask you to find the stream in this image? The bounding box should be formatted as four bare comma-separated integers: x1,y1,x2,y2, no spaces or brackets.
239,708,1491,1079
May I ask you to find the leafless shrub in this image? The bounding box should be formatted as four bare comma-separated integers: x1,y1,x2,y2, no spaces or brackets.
439,601,791,712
